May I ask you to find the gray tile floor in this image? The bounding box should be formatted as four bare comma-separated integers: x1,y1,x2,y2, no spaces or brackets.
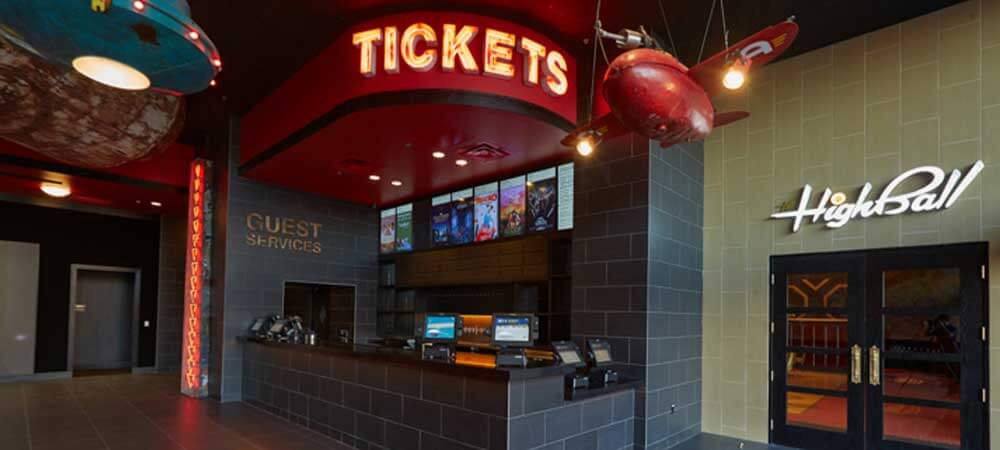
0,373,353,450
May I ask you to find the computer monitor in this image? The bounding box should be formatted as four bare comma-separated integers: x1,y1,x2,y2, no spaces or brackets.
586,338,613,367
491,314,533,347
551,341,584,367
423,314,460,342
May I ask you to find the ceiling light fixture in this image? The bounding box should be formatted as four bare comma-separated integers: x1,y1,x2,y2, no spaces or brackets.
72,55,151,91
150,201,163,207
368,174,381,181
132,0,145,11
187,30,200,40
40,182,70,198
432,151,446,159
455,159,468,167
391,180,403,187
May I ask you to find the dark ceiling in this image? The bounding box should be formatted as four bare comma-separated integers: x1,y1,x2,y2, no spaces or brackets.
180,0,966,143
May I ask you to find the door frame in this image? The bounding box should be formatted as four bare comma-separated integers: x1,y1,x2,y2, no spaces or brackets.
769,252,866,450
281,280,358,342
769,242,990,450
67,264,142,375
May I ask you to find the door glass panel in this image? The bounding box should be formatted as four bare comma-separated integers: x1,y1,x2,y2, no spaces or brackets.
884,268,961,309
787,314,848,349
884,314,960,353
787,273,848,308
883,360,961,403
787,391,847,431
786,351,848,391
883,402,960,449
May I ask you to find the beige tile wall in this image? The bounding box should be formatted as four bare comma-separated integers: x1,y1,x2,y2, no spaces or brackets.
701,0,1000,445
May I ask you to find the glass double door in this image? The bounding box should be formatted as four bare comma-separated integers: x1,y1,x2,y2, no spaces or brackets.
770,244,988,450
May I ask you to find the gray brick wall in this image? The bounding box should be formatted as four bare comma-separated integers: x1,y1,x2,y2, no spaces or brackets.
508,376,634,450
571,134,704,450
212,118,379,401
156,215,186,372
243,342,634,450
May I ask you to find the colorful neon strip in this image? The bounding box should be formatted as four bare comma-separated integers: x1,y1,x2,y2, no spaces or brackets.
182,160,206,394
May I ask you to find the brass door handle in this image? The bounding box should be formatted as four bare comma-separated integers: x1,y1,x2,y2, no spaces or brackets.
850,344,862,384
869,345,881,386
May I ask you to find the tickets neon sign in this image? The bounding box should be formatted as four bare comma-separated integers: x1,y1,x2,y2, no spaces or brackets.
352,22,569,96
772,161,984,232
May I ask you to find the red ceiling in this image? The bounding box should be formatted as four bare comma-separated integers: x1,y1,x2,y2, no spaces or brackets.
243,103,571,206
239,10,581,206
0,139,193,216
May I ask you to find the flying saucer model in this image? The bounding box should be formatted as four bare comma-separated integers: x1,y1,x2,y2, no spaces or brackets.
0,0,220,94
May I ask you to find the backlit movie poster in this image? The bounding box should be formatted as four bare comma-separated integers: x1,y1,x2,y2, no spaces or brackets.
431,194,451,247
395,203,413,252
527,168,556,232
499,176,525,237
379,208,395,254
474,183,499,242
450,189,473,245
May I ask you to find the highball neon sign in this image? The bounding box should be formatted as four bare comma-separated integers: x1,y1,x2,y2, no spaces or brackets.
772,161,984,232
352,23,569,96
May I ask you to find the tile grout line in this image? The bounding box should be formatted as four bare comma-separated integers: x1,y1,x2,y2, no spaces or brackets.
20,384,33,450
98,375,198,450
67,379,112,450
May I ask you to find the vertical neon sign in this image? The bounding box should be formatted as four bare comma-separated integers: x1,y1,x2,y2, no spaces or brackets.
181,159,211,397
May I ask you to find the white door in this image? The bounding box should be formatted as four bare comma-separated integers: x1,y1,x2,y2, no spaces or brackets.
0,241,40,377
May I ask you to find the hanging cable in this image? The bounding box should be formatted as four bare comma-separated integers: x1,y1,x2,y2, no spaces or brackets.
656,0,678,58
720,0,730,49
587,0,603,122
696,0,718,64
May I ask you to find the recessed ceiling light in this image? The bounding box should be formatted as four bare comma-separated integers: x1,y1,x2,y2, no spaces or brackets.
368,174,381,181
432,151,446,159
150,201,163,207
72,55,151,91
391,180,402,186
455,159,468,167
40,182,70,198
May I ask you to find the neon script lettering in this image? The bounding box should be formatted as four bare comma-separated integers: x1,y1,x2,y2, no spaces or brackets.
772,161,984,232
352,23,569,96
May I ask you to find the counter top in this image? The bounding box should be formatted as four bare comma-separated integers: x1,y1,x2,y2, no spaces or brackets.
240,337,576,381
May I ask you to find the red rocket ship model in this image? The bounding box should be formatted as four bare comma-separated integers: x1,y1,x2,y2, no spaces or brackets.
564,18,799,153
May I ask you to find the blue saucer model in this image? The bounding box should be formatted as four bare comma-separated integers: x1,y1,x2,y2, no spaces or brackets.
0,0,220,94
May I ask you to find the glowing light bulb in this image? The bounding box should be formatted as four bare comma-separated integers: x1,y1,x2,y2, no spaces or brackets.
150,201,163,207
576,138,595,156
368,174,381,181
188,30,200,40
391,180,403,186
722,57,750,90
723,69,745,90
455,159,468,167
432,151,446,159
132,1,145,11
72,56,150,91
40,182,70,198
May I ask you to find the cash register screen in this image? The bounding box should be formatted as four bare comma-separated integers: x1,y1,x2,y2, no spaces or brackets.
558,348,581,364
492,316,531,345
269,319,287,334
424,315,457,341
593,348,612,364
